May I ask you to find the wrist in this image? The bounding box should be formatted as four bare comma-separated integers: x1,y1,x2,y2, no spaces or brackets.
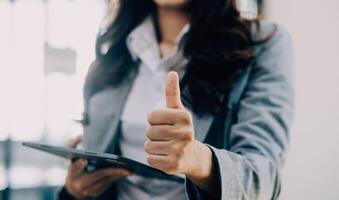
60,186,79,200
186,141,220,196
186,141,213,185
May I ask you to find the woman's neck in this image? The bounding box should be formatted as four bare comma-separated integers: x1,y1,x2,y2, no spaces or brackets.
156,7,189,58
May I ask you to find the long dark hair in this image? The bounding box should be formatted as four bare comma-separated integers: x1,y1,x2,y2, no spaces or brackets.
84,0,272,119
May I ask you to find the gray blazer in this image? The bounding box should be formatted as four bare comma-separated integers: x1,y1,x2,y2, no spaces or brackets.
81,22,294,200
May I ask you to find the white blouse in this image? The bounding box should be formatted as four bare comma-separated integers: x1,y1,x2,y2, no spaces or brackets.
117,16,190,200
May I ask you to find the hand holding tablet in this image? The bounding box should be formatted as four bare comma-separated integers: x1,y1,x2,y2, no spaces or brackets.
65,136,132,199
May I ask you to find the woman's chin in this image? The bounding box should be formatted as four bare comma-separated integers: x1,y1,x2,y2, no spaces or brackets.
153,0,189,9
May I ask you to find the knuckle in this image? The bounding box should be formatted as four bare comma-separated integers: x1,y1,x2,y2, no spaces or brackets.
178,110,191,124
146,126,151,137
147,112,156,123
181,129,193,141
144,141,151,153
146,156,155,166
162,163,173,174
168,158,180,172
74,182,84,192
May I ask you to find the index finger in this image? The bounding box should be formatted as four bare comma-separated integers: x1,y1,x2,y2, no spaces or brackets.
147,108,191,126
69,159,88,177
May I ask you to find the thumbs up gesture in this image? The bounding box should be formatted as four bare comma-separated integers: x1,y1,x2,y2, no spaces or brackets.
145,72,214,184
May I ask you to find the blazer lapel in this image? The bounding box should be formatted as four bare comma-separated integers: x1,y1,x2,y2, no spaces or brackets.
191,63,253,143
100,70,138,152
192,113,214,142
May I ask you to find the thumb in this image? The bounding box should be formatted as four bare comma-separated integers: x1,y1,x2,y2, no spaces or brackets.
67,135,82,148
165,71,183,109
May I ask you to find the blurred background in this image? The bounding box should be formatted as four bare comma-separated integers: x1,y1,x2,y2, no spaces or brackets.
0,0,338,199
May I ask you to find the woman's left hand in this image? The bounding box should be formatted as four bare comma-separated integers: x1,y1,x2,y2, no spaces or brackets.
144,72,214,187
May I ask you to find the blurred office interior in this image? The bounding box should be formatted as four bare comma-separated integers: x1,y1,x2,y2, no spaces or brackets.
0,0,105,199
0,0,338,200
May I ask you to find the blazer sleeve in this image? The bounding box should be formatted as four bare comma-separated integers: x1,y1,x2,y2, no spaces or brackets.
186,24,295,200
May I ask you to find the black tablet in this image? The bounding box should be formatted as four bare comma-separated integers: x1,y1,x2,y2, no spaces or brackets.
22,142,184,183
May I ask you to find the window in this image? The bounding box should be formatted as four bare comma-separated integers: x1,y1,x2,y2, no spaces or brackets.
0,1,105,199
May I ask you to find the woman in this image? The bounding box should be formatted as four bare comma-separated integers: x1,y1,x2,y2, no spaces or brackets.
59,0,294,199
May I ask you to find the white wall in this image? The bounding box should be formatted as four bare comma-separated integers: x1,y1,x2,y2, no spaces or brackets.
266,1,339,200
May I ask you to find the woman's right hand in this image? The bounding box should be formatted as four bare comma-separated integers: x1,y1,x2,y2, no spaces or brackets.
64,136,132,200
